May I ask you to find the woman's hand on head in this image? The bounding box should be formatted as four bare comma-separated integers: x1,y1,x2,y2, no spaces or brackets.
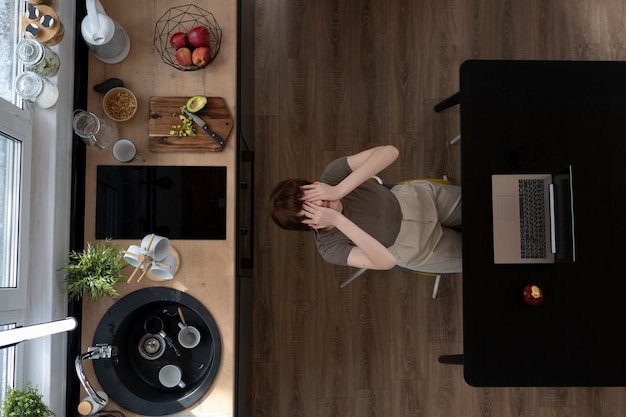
300,182,341,202
300,201,341,230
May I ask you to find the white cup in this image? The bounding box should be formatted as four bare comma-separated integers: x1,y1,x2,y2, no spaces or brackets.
150,254,177,280
141,234,170,261
123,244,143,267
177,323,201,349
113,138,145,163
158,364,186,389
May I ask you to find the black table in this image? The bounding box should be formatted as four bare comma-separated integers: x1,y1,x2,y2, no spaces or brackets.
456,60,626,387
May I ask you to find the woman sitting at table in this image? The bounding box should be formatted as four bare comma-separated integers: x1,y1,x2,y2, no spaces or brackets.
270,145,462,274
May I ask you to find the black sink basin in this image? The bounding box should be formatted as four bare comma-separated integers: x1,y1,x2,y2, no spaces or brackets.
92,287,221,416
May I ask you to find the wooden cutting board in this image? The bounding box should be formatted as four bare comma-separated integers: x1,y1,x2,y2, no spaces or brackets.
148,96,233,152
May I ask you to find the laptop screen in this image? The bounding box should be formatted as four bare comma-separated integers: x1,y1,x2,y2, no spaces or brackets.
553,165,575,263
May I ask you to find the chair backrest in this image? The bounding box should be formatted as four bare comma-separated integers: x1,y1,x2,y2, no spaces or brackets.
339,175,453,297
398,177,452,186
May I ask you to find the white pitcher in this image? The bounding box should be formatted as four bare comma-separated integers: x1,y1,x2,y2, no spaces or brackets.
81,0,130,64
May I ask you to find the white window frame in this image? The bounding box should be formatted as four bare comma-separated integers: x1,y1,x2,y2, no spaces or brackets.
0,96,32,403
0,98,32,309
0,2,75,415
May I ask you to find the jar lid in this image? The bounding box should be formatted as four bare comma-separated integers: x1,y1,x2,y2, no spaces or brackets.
25,23,40,37
40,14,55,29
16,39,44,65
26,4,39,20
14,71,43,101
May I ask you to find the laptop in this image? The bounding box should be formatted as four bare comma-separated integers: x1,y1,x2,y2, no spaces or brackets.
491,165,576,264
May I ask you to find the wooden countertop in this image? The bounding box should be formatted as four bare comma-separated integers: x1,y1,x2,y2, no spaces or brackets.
79,1,237,416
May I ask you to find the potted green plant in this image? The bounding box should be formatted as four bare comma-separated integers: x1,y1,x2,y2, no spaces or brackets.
1,381,54,417
60,239,127,302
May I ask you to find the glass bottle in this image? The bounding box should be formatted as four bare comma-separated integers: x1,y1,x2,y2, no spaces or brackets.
16,39,60,76
14,71,59,108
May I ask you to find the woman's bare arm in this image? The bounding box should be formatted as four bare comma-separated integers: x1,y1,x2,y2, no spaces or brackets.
339,217,398,270
301,201,397,270
301,145,399,202
300,145,400,269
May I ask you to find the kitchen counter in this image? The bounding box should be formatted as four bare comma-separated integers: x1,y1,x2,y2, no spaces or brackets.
77,1,238,415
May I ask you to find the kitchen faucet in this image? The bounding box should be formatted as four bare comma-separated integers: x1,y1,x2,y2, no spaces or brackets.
75,344,117,407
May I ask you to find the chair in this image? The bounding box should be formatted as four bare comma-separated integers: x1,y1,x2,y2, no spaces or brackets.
434,92,461,145
340,267,443,299
339,176,455,299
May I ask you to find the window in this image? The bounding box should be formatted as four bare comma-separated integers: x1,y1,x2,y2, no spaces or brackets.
0,116,29,417
0,118,29,412
0,1,22,105
0,323,17,405
0,2,32,410
0,135,21,290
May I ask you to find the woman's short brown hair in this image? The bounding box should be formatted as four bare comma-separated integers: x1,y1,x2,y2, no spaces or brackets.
270,178,312,231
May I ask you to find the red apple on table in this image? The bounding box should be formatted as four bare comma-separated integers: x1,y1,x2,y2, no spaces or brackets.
523,284,544,305
169,31,188,49
192,46,212,67
175,47,192,66
187,25,210,47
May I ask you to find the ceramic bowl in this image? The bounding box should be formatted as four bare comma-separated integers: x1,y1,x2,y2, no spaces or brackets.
103,87,137,122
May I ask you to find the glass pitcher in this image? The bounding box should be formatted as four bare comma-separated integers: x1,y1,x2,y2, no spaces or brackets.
72,109,116,150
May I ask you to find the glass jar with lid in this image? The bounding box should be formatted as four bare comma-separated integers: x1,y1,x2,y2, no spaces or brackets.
16,38,60,76
14,71,59,108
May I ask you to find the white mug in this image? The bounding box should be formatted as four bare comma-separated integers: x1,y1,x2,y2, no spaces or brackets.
158,364,186,389
123,244,143,267
150,254,177,280
141,234,170,261
177,322,201,349
113,138,145,163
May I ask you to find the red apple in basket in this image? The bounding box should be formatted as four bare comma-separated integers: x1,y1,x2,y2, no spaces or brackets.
192,46,212,67
188,25,210,48
175,47,192,66
169,31,188,49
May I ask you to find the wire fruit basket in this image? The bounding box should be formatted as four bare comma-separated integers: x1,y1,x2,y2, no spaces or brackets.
154,4,222,71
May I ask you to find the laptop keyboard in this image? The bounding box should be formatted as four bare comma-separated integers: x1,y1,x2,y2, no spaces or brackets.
518,179,547,258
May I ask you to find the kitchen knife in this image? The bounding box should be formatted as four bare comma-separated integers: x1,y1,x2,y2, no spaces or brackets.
180,106,225,147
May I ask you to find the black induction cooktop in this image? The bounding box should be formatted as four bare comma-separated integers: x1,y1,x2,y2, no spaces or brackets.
96,166,227,240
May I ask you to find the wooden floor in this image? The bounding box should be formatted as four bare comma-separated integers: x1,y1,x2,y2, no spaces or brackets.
252,0,626,416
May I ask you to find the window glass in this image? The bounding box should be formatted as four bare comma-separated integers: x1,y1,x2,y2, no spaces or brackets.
0,1,21,105
0,134,21,289
0,323,17,407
